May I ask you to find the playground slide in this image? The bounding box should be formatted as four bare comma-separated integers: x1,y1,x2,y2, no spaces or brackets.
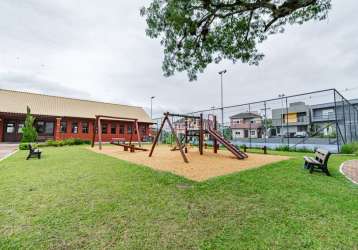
207,128,248,159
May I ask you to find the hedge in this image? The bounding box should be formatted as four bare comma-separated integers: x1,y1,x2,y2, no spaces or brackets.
19,139,91,150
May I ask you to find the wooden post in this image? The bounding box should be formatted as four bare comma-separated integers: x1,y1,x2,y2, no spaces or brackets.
199,113,203,155
135,120,142,147
149,114,168,157
167,114,189,163
184,118,188,153
91,117,98,148
213,115,218,153
98,118,102,150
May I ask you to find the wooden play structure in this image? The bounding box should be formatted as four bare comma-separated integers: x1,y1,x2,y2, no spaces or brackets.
91,115,148,152
149,112,248,163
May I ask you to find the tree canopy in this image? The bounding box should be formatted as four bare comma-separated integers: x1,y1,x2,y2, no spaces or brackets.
141,0,331,80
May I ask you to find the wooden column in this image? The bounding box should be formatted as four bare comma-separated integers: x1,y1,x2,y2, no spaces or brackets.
98,118,102,150
91,117,97,148
135,120,142,147
199,113,203,155
213,115,218,153
0,118,3,142
149,114,168,157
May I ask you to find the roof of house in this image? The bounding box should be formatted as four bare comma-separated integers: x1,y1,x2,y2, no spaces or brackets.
0,89,153,123
230,112,261,119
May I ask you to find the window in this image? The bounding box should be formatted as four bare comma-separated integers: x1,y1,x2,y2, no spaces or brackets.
36,121,54,135
111,124,116,134
37,121,45,133
18,123,24,133
250,130,256,136
72,122,78,134
61,121,67,133
119,124,125,134
235,131,240,135
45,122,54,135
6,123,15,133
141,125,146,135
82,122,89,134
102,124,107,134
127,124,132,134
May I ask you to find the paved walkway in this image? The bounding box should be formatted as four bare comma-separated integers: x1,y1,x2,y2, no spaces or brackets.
0,143,19,161
340,160,358,184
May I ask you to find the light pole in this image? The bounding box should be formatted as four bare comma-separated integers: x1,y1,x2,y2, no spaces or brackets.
278,94,285,139
150,96,155,119
218,70,227,132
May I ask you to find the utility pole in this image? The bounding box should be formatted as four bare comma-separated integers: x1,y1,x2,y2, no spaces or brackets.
218,70,227,133
150,96,155,119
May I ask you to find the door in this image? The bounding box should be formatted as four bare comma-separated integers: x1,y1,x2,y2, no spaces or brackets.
4,120,24,142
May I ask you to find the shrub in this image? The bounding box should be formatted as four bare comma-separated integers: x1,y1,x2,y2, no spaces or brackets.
19,143,30,150
20,138,91,150
341,142,358,154
21,106,38,143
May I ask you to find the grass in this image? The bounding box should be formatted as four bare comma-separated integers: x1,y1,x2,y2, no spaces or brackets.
0,146,357,249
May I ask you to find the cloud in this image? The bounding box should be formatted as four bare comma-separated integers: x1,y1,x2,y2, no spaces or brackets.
0,71,91,99
0,0,357,119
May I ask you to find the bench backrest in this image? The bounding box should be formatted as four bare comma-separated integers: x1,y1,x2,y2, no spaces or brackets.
315,148,331,166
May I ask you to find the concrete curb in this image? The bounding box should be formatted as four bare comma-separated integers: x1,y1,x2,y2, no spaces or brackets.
339,160,358,185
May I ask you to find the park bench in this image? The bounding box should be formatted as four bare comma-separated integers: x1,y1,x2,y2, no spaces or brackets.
26,144,42,160
304,148,331,176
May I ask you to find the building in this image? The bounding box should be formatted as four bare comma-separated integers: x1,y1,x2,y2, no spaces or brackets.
310,98,358,136
271,101,311,137
230,112,263,139
0,89,153,142
173,117,210,141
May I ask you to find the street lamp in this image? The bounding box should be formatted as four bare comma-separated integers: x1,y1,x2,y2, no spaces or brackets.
150,96,155,119
218,70,227,132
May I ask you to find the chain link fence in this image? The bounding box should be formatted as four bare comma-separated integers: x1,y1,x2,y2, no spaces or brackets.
151,89,358,153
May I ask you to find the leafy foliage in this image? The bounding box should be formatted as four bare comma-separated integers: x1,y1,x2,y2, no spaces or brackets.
21,106,38,143
141,0,331,80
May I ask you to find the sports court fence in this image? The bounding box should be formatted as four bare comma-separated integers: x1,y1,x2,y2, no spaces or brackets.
151,89,358,153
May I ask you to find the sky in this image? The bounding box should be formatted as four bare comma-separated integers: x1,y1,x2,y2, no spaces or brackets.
0,0,357,118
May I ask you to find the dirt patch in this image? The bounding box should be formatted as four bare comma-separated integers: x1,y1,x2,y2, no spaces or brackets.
340,160,358,184
89,144,290,181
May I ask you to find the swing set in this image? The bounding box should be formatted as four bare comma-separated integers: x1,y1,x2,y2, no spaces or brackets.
149,112,248,163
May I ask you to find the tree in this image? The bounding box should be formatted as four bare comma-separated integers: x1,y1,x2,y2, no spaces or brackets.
141,0,331,80
21,106,38,143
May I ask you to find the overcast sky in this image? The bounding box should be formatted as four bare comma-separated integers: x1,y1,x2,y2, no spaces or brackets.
0,0,357,118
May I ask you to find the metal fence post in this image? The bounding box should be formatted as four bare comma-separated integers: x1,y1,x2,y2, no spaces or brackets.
264,101,267,146
348,104,353,143
342,99,347,143
285,97,289,147
248,104,252,148
333,90,341,152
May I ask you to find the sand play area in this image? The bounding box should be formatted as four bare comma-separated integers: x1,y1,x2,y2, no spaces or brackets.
89,144,290,181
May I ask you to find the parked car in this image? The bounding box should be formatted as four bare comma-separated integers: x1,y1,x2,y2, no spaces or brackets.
295,131,308,138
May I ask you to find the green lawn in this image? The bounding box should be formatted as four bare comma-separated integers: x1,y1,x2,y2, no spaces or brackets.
0,147,357,249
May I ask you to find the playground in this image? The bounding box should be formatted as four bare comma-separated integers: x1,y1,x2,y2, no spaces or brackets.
90,144,289,181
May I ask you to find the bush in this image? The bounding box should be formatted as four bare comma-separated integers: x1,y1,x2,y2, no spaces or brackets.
19,138,91,150
21,106,38,143
341,142,358,154
19,143,30,150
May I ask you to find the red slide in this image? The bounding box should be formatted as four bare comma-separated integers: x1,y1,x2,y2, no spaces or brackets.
208,128,248,160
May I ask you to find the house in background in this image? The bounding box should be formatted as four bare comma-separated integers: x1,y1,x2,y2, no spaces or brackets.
230,112,263,139
271,101,311,137
310,99,358,136
0,89,153,142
